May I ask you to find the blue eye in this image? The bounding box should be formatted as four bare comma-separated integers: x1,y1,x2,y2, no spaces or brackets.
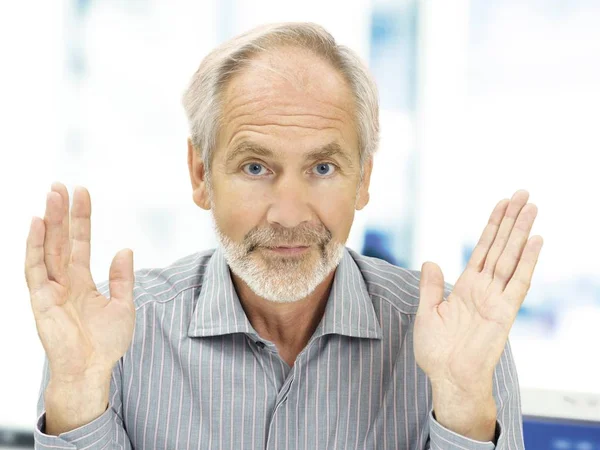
313,163,335,176
243,163,267,176
242,162,336,177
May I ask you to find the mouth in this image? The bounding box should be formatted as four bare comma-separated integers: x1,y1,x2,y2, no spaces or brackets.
264,245,310,255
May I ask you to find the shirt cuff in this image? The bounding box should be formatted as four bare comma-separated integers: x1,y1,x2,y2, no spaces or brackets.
429,409,501,449
34,404,114,449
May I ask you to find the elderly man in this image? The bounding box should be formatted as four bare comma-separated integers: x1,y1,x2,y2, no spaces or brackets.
26,22,541,449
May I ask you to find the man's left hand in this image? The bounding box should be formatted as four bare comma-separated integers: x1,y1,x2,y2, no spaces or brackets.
414,189,543,408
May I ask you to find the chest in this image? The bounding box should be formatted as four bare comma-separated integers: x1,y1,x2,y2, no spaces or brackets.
121,333,432,449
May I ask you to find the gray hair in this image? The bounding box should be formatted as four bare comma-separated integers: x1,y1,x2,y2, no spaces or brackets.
181,22,379,187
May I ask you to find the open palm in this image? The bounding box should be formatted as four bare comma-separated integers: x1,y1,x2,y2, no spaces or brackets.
25,183,136,382
413,190,543,392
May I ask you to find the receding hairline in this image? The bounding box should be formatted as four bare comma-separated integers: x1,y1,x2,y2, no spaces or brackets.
213,46,360,165
218,44,357,114
181,22,380,185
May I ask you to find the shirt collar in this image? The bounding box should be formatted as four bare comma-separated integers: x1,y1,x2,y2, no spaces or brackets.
187,246,382,341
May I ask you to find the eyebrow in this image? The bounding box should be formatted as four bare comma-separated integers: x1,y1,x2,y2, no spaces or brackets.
225,141,354,168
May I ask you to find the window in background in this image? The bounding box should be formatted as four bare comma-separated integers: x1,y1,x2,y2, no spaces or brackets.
465,0,600,397
360,0,419,269
415,0,600,439
1,0,220,433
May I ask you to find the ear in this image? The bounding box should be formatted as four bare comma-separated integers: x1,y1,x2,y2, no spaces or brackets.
187,137,211,210
355,157,373,211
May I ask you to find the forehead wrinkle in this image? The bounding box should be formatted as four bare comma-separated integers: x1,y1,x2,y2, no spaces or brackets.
225,123,344,148
221,77,355,125
221,46,356,116
222,95,352,126
225,140,354,168
228,113,348,130
222,102,352,149
262,112,347,126
218,54,359,159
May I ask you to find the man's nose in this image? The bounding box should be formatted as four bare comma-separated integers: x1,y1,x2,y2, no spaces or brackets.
266,176,313,229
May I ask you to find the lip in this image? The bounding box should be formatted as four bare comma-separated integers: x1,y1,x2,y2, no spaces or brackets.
267,246,310,255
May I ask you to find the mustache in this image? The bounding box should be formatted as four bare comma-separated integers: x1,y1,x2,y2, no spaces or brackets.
244,223,332,253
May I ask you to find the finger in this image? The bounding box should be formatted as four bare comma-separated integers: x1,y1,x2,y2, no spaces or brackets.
25,217,49,295
481,190,530,277
503,235,543,309
491,203,538,291
44,191,68,284
51,182,71,270
109,249,134,306
417,261,445,315
466,199,510,271
69,186,92,271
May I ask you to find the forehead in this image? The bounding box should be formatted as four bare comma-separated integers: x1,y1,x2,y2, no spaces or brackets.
217,47,358,154
225,48,354,104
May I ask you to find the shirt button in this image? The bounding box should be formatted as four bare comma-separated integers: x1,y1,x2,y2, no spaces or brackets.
256,341,266,349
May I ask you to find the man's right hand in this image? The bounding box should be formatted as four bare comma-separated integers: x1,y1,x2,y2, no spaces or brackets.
25,182,135,394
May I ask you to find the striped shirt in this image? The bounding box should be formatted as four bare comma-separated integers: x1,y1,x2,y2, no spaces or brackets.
34,246,525,449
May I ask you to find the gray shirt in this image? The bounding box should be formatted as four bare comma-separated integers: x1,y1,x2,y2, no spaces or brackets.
34,246,525,449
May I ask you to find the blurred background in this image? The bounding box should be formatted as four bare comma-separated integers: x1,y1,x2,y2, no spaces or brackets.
1,0,599,448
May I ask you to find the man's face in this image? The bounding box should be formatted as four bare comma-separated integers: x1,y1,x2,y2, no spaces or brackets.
188,48,372,303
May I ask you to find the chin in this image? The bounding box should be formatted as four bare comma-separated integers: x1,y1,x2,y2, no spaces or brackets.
233,243,345,303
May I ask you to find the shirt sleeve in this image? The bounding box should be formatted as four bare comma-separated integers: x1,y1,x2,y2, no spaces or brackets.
426,338,526,449
34,355,133,450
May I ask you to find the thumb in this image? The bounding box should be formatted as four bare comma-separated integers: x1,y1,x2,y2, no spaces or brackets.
417,261,445,316
109,249,134,305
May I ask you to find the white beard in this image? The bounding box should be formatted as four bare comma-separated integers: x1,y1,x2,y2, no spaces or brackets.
214,223,345,303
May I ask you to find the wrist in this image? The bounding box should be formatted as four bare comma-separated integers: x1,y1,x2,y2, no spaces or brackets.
431,384,497,442
48,362,114,385
44,375,111,436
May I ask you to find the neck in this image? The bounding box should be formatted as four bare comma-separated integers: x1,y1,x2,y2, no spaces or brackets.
231,269,336,366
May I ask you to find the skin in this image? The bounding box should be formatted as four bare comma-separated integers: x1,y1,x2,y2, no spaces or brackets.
187,47,373,367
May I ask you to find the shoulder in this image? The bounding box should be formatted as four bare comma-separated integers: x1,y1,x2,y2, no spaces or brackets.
97,248,216,310
346,247,454,315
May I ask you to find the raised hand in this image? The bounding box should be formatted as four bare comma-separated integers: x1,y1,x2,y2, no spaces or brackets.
25,182,136,383
414,189,543,396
